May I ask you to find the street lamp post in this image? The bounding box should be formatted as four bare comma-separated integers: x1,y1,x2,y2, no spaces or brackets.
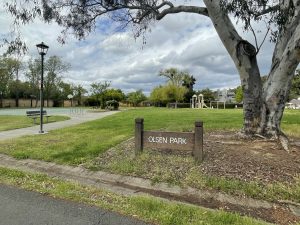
36,42,49,134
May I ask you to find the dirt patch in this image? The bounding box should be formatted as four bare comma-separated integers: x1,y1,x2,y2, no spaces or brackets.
96,131,300,184
203,131,300,183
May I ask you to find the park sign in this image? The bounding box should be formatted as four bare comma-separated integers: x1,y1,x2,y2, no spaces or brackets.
135,118,203,162
144,131,194,151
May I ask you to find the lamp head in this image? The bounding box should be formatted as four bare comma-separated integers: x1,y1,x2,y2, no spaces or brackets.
36,42,49,56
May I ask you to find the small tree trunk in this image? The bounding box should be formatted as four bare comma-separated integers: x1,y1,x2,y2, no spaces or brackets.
0,94,3,108
15,94,19,107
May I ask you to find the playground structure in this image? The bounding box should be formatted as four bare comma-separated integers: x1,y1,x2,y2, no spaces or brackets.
191,94,208,109
191,94,226,109
209,101,226,109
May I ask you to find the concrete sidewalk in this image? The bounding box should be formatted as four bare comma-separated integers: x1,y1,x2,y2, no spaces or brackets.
0,111,119,141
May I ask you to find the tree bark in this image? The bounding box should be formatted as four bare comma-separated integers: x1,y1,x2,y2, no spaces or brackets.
157,1,300,146
260,23,300,138
203,0,263,135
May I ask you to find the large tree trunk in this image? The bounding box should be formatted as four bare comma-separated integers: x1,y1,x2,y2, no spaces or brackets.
204,0,300,144
204,0,263,135
260,22,300,138
235,41,262,135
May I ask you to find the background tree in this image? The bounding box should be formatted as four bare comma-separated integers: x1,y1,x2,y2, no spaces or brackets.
25,58,41,107
159,68,185,87
90,81,111,108
234,86,244,103
182,73,196,103
0,57,22,107
54,81,74,107
150,86,166,106
8,80,30,99
182,74,196,91
150,84,187,107
288,70,300,101
126,90,147,107
7,57,22,107
198,88,216,103
73,84,87,106
164,84,187,108
44,56,70,106
103,88,125,103
0,58,12,107
158,68,190,107
5,0,300,148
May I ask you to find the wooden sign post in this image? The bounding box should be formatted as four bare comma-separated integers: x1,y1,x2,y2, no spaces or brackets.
135,118,203,162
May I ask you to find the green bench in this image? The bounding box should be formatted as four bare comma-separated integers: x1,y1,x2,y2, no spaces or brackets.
26,110,51,124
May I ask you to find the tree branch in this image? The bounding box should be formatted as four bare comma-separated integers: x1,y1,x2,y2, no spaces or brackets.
254,4,280,17
156,6,209,20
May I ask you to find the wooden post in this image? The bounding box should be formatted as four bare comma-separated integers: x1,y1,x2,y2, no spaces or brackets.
135,118,144,155
194,121,203,162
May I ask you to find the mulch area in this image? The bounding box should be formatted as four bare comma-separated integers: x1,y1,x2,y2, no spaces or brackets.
201,131,300,224
95,131,300,224
202,131,300,184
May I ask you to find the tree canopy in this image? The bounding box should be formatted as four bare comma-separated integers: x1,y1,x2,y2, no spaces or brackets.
126,90,147,106
234,86,243,103
90,81,111,108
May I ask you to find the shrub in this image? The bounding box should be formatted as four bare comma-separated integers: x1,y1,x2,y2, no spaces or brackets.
106,100,119,110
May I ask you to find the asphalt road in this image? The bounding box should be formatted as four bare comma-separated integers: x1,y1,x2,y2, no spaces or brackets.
0,184,150,225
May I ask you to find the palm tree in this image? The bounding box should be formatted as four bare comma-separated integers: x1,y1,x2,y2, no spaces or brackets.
182,74,196,92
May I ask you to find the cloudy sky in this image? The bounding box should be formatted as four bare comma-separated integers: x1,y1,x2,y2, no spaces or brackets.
0,0,275,95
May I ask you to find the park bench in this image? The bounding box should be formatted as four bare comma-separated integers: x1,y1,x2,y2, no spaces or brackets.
26,110,51,124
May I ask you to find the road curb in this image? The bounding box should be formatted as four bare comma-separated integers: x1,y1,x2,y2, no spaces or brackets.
0,153,299,223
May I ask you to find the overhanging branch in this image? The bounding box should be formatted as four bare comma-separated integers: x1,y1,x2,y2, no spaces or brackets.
254,4,280,17
156,6,209,20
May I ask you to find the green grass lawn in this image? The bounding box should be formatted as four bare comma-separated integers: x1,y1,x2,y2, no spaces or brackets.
0,108,299,165
0,115,70,131
0,108,244,165
0,167,268,225
0,108,299,205
281,109,300,137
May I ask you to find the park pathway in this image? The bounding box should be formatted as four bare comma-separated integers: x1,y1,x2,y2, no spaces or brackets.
0,111,119,141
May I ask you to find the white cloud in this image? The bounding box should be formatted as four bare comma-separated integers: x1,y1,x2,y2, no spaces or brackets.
0,1,275,95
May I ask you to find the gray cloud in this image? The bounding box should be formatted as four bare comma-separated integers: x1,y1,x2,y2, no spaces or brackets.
0,1,275,95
